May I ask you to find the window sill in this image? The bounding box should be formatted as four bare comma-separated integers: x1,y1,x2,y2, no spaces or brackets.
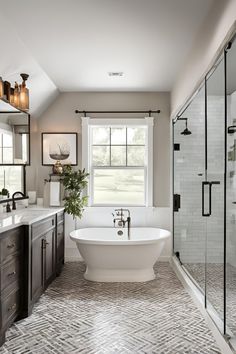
84,206,155,210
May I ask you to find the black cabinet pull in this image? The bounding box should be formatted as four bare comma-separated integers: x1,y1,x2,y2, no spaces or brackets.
8,271,16,277
42,239,50,249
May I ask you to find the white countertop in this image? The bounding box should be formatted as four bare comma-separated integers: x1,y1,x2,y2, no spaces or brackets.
0,206,64,233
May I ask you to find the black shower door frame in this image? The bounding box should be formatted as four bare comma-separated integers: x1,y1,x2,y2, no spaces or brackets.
172,40,235,338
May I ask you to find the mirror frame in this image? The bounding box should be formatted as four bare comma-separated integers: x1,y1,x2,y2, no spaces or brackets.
0,97,30,166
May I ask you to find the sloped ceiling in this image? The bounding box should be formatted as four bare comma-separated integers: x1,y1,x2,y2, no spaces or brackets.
0,0,215,116
0,12,59,117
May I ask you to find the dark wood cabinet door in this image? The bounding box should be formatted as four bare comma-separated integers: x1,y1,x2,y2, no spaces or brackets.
44,229,55,286
57,224,64,264
31,236,44,302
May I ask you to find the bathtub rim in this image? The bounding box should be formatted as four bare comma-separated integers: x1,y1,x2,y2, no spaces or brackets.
70,227,170,245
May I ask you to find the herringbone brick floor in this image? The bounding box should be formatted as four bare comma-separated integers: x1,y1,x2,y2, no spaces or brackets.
0,262,221,354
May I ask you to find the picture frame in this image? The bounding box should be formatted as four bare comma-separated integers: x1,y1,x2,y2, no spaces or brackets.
41,132,78,166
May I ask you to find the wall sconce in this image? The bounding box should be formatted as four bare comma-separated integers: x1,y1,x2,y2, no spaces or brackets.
0,73,29,111
13,82,20,107
0,77,4,98
19,73,29,110
10,87,15,106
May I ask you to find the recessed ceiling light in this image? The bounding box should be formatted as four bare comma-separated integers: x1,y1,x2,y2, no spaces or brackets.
108,72,124,77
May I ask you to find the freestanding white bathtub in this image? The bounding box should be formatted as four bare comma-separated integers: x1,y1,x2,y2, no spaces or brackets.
70,227,170,282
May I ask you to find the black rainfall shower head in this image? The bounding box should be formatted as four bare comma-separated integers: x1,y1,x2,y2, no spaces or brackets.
181,127,192,135
180,118,192,135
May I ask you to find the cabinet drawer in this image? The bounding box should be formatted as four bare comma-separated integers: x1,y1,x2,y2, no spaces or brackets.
57,211,64,225
1,257,20,293
0,228,22,263
1,289,20,329
32,216,55,240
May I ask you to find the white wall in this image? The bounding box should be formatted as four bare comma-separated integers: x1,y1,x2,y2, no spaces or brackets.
26,91,172,261
171,0,236,117
27,91,171,207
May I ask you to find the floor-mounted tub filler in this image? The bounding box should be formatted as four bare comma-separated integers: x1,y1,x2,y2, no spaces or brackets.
70,226,170,282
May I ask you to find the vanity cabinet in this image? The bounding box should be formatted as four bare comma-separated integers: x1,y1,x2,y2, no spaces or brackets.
0,210,65,346
31,234,44,303
0,227,24,346
44,229,55,286
29,214,59,307
56,211,64,275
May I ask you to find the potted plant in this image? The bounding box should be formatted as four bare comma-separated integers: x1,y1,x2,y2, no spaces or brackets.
62,165,89,219
2,188,9,199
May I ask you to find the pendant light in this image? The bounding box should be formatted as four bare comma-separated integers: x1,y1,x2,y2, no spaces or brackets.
19,73,29,110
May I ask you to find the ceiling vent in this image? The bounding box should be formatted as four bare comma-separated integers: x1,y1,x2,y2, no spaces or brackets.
108,72,123,77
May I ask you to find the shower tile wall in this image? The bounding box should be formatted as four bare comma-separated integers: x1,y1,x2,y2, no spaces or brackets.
174,95,224,264
227,91,236,268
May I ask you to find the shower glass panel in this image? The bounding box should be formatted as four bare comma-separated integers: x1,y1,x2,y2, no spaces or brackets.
205,57,225,326
173,86,206,291
173,33,236,347
226,38,236,337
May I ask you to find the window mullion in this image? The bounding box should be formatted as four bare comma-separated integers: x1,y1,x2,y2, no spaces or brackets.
126,127,127,167
109,127,111,166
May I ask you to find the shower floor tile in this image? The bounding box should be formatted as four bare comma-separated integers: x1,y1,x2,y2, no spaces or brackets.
0,262,221,354
185,262,236,337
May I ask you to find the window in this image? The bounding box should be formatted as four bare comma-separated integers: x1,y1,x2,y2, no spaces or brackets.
0,130,13,164
82,118,153,206
0,166,24,196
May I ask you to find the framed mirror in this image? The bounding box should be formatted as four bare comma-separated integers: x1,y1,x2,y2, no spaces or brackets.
0,99,30,165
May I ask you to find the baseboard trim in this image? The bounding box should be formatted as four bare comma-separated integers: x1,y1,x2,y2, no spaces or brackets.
158,255,171,262
65,256,83,262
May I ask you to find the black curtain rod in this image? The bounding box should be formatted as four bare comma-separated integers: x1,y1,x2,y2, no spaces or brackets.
75,109,161,117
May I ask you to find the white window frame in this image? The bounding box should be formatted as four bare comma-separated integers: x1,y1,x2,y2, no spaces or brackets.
82,117,154,207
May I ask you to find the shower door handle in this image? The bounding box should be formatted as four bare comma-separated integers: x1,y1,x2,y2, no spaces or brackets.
202,181,220,217
202,181,211,217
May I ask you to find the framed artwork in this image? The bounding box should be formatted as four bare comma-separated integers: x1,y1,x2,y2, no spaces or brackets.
42,132,78,166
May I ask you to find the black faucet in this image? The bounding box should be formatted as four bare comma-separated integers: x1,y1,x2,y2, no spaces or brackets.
12,191,25,210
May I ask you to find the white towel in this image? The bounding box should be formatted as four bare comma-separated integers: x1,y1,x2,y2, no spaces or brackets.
50,181,61,206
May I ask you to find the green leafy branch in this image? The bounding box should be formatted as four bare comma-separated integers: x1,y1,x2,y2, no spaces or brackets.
62,165,89,219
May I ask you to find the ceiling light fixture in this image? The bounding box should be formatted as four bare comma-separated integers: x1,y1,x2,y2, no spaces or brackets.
0,73,29,111
108,72,124,77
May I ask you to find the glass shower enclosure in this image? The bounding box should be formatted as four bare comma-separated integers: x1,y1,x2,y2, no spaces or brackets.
173,35,236,345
